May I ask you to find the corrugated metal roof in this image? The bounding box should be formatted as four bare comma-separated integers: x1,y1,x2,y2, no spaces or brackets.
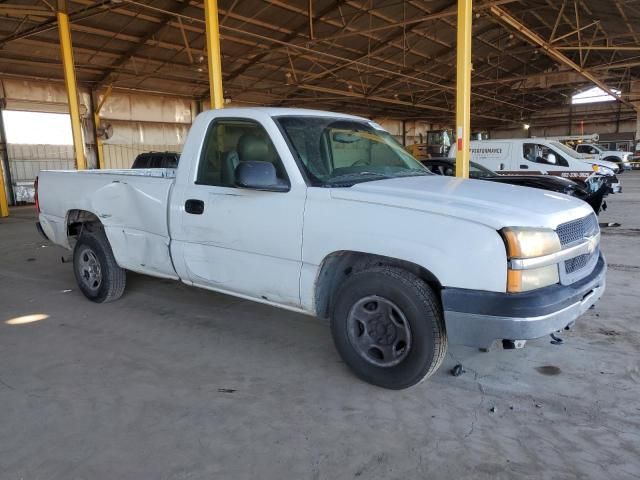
0,0,638,127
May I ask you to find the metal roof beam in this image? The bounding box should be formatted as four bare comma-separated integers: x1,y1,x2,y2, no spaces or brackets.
0,1,114,47
0,5,55,17
96,0,193,86
489,5,639,111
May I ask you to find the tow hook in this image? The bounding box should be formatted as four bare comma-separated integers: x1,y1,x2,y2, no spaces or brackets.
502,339,526,350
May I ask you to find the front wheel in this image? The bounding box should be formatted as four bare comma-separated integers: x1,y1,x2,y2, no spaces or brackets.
603,157,622,171
73,229,126,303
330,266,447,389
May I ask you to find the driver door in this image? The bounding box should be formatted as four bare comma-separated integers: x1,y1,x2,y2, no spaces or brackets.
171,117,306,307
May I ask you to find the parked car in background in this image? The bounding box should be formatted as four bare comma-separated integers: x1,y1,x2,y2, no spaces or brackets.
131,151,180,169
422,158,609,214
35,108,606,389
448,138,621,193
575,143,632,172
632,142,640,170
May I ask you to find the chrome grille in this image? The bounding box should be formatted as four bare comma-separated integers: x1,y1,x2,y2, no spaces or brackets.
556,214,600,281
565,250,598,274
556,213,599,246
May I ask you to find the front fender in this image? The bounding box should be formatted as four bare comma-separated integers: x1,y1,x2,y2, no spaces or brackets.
299,191,508,312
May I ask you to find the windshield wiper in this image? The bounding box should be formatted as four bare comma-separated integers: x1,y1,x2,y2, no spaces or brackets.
393,169,430,177
324,171,391,185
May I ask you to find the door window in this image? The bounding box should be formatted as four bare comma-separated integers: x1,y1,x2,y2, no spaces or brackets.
577,145,599,155
522,143,568,167
196,119,288,187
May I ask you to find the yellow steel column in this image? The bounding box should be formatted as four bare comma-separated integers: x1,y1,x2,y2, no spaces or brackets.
204,0,224,109
57,5,86,170
0,163,9,218
0,109,10,217
455,0,472,179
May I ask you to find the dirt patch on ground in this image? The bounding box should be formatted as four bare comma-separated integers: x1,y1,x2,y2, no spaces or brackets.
535,365,562,376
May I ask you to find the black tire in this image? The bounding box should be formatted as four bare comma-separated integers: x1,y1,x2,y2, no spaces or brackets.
73,228,126,303
330,266,447,389
603,157,622,172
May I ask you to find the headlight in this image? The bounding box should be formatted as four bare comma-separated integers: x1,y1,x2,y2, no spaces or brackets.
593,164,614,175
507,265,560,292
502,227,561,258
501,228,561,292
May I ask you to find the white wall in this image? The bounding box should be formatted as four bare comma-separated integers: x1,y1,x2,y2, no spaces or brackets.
1,79,195,202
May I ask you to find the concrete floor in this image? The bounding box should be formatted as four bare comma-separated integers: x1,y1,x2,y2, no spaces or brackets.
1,174,639,480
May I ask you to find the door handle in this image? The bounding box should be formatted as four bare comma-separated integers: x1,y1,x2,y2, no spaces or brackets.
519,164,529,169
185,199,205,215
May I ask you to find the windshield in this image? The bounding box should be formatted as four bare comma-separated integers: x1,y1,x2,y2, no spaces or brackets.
470,161,497,178
549,140,584,159
275,116,430,186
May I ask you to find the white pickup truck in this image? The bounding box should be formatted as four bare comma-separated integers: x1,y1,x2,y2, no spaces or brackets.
36,108,606,389
575,143,632,172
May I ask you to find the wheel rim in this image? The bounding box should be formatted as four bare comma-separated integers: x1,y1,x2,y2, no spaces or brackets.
78,247,102,292
346,295,412,367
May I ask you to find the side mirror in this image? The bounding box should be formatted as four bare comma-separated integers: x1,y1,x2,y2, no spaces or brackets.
546,153,557,165
235,161,289,192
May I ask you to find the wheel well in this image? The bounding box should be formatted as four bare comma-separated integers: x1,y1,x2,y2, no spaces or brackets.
314,251,442,319
66,209,103,240
603,156,620,163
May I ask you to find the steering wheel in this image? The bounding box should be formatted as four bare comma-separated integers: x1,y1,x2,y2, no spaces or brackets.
350,159,369,167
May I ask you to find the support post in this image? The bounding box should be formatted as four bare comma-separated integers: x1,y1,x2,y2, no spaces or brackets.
0,164,8,217
402,120,407,147
204,0,224,109
0,108,12,217
57,2,86,169
568,104,573,135
455,0,472,178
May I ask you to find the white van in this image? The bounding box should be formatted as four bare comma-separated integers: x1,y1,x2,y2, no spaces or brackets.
448,138,619,190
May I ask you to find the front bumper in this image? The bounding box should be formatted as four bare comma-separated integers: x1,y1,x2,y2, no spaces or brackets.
604,175,622,193
442,253,606,348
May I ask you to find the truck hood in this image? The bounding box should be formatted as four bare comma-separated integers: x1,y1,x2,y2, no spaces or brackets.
580,157,620,172
330,176,592,230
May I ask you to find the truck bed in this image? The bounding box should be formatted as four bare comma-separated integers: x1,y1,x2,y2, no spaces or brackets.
51,168,177,178
37,168,178,280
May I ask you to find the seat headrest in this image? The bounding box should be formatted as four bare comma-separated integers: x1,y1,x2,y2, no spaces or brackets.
238,134,269,162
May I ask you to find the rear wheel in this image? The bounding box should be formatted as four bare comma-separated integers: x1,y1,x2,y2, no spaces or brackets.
330,266,447,389
73,229,126,303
